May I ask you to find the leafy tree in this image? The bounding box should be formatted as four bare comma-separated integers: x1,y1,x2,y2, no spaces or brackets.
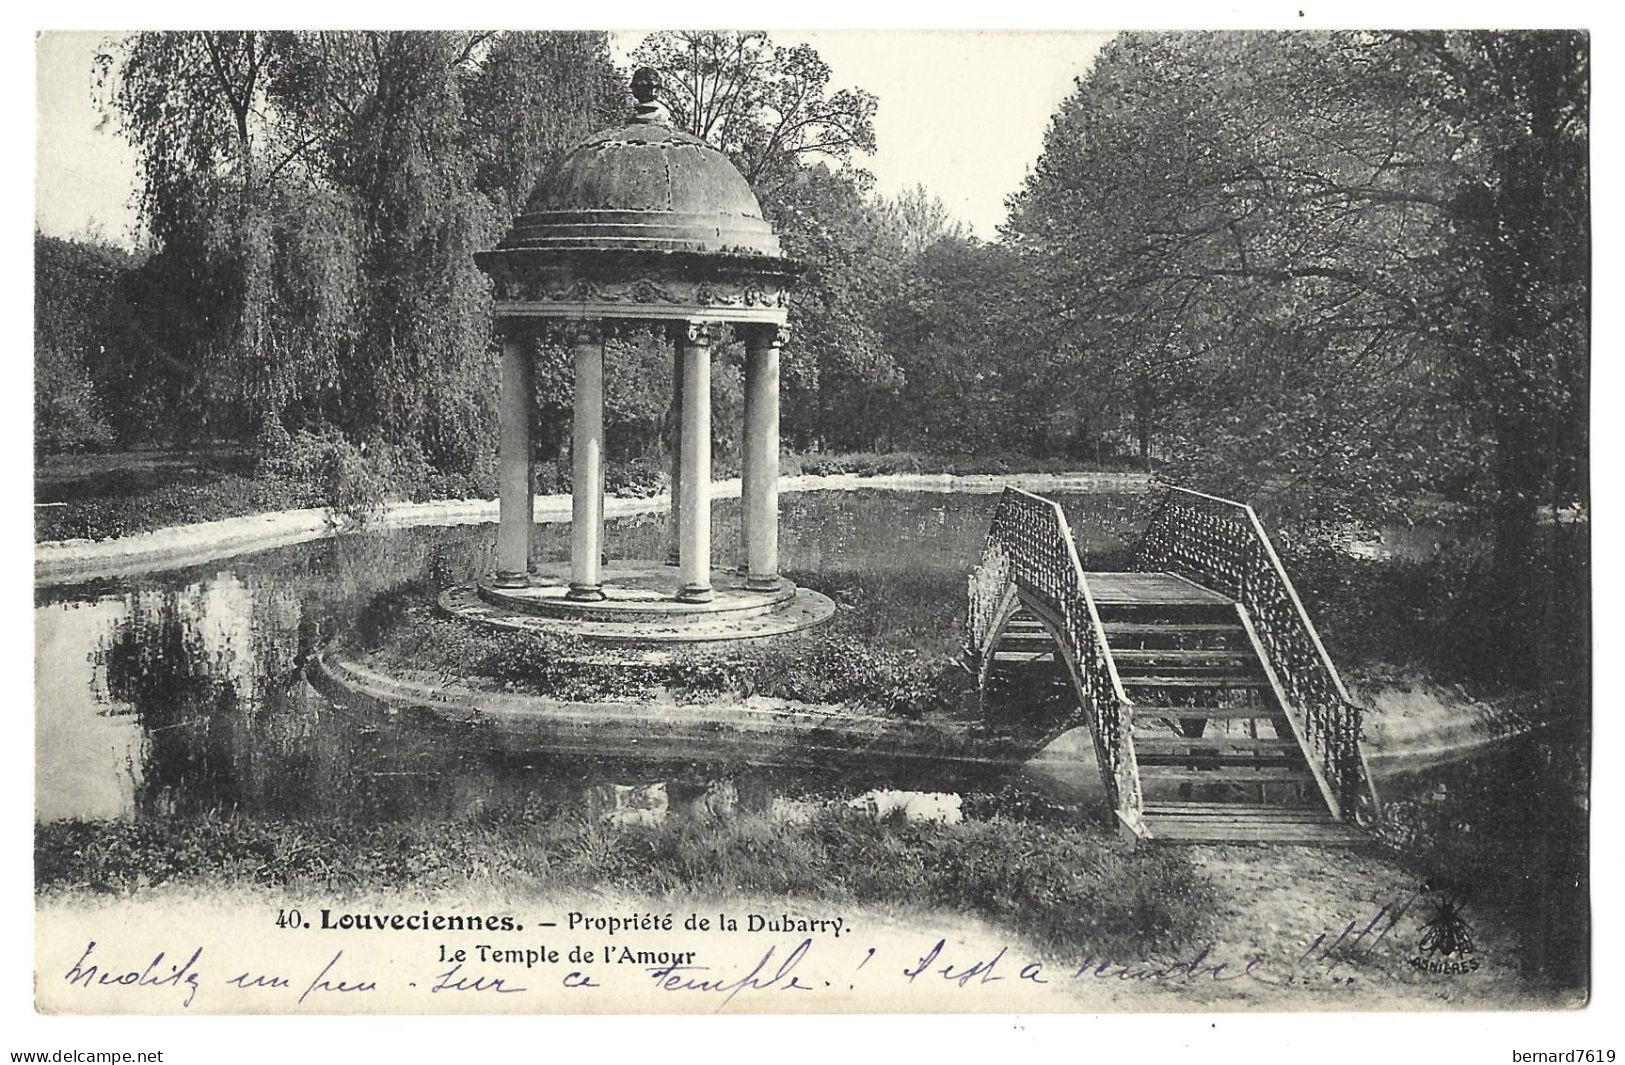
630,31,876,189
625,31,897,450
872,184,970,259
764,165,903,449
1005,30,1587,669
33,233,136,450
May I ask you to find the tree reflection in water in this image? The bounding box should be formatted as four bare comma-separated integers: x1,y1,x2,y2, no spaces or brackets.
49,493,1152,827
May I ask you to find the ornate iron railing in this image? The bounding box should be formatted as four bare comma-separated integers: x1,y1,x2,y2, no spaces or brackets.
966,487,1145,835
1135,485,1379,819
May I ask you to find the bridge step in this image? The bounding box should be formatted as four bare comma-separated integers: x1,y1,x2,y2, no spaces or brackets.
1103,621,1243,634
1144,802,1333,821
1134,736,1296,755
1141,803,1365,846
1150,803,1365,845
1139,765,1311,783
990,647,1056,660
1133,704,1281,720
1119,674,1267,688
1113,649,1255,664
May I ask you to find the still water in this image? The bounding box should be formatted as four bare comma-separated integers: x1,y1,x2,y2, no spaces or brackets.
35,491,1154,827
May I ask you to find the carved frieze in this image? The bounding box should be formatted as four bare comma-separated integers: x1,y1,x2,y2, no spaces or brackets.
493,270,790,312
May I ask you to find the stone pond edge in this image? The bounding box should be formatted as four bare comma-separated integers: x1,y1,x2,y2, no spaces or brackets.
307,651,1023,769
34,470,1153,585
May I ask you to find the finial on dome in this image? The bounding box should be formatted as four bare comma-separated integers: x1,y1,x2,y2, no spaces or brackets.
629,66,671,125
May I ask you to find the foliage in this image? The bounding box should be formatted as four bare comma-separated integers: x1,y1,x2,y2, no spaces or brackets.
35,467,321,542
766,165,905,447
366,608,970,720
1005,31,1586,519
630,31,877,188
33,234,135,451
35,805,1214,957
871,183,971,258
34,343,114,454
1003,30,1587,668
91,31,623,471
779,450,1134,477
34,434,395,541
58,30,1014,470
629,31,913,452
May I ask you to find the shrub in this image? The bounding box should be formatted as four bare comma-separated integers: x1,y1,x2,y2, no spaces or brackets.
252,415,296,476
606,455,668,498
275,428,391,525
34,344,114,452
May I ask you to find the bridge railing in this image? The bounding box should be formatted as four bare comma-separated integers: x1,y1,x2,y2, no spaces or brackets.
966,487,1145,835
1134,485,1379,819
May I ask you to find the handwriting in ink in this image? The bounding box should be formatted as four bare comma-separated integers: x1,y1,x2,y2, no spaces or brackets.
902,940,1009,987
646,937,815,1007
430,964,527,994
1071,944,1265,983
63,940,203,1009
298,951,378,1005
226,970,292,990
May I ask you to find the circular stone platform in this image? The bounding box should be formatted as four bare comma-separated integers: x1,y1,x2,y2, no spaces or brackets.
439,561,835,644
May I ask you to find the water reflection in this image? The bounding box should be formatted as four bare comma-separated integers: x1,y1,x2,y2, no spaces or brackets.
37,492,1155,827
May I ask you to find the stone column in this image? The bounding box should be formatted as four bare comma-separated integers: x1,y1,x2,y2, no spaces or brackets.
737,341,755,575
676,321,713,603
494,329,533,588
666,341,683,566
743,326,783,591
567,321,606,601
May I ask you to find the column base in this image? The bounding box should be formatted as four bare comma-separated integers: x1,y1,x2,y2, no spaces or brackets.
565,583,606,602
676,584,715,604
745,573,781,592
493,571,531,589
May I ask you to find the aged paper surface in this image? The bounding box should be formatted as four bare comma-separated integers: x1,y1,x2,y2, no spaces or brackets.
19,10,1615,1064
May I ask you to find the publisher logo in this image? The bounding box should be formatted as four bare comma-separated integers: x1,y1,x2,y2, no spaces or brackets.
1408,878,1480,976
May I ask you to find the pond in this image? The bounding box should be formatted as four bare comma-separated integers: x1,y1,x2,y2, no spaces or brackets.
34,490,1155,828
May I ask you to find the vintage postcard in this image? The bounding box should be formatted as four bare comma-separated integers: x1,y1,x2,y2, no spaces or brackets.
27,21,1598,1051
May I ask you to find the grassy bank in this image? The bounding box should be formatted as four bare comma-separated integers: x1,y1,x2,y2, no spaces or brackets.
36,806,1211,958
353,561,981,721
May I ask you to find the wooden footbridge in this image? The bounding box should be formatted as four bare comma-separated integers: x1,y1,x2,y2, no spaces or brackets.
965,485,1380,846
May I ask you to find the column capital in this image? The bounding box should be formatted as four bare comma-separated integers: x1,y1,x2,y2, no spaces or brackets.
670,319,724,347
496,318,547,348
557,318,606,346
743,321,788,350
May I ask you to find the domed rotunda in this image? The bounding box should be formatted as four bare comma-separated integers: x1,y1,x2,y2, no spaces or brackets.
448,68,831,643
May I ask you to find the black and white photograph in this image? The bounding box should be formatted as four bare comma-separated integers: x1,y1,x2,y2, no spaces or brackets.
20,13,1607,1057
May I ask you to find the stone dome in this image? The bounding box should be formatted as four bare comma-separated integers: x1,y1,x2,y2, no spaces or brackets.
493,70,785,260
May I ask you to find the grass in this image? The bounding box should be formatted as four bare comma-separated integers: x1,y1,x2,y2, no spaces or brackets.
35,805,1214,958
355,568,978,721
35,464,327,542
34,446,492,543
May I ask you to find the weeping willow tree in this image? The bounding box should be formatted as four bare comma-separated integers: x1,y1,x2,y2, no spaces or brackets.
101,30,622,469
